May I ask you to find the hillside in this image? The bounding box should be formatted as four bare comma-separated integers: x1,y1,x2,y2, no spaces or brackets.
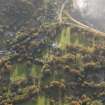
0,0,105,105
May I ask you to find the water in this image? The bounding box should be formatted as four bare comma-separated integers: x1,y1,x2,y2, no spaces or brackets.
71,0,105,32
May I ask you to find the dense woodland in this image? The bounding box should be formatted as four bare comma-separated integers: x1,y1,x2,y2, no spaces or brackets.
0,0,105,105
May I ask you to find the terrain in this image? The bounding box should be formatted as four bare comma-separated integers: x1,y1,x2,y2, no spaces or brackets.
0,0,105,105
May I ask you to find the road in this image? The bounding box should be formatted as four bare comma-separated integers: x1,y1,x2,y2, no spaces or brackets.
72,0,105,32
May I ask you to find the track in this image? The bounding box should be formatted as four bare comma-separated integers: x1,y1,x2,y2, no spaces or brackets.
64,11,105,37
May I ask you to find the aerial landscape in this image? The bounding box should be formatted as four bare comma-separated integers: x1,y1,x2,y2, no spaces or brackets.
1,0,105,105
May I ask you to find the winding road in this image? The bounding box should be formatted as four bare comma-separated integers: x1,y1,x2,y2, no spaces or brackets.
72,0,105,32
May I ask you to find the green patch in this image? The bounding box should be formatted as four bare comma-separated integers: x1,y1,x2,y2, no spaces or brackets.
11,63,42,81
59,27,71,49
11,63,30,81
20,96,45,105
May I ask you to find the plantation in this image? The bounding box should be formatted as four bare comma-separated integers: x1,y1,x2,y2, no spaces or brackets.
0,0,105,105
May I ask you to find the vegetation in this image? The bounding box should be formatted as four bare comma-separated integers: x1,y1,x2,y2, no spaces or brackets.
0,0,105,105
